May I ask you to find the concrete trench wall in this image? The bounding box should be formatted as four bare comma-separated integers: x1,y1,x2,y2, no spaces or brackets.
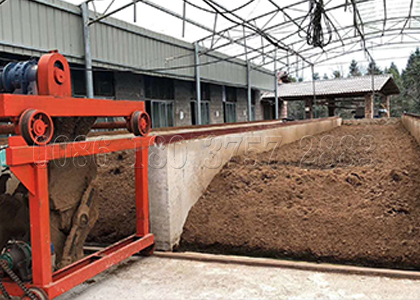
402,114,420,145
149,117,342,250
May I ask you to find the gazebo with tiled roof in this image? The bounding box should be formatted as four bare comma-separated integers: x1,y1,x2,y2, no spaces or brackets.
262,75,400,119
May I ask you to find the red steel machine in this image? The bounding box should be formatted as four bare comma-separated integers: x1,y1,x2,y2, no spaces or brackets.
0,51,155,299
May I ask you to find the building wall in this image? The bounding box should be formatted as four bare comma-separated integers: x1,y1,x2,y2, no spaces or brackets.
209,85,224,124
1,50,263,128
236,89,249,122
254,90,264,121
114,72,144,101
0,0,275,91
113,71,262,127
174,80,193,127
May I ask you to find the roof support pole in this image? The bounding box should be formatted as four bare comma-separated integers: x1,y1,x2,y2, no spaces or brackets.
385,95,391,118
247,62,253,122
182,0,186,38
81,2,94,99
274,52,279,120
194,42,202,125
369,53,375,119
307,64,315,119
328,98,335,117
364,93,374,119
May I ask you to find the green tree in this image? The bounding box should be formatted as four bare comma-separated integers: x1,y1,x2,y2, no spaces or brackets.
332,70,342,79
402,48,420,112
349,59,362,77
385,62,404,116
312,73,320,80
367,61,383,75
288,101,306,120
323,73,329,80
287,76,303,83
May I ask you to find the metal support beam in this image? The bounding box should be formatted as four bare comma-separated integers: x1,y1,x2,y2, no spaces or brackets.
139,0,276,65
81,2,94,99
88,0,142,26
182,0,186,38
247,62,252,122
202,0,311,65
194,42,202,125
307,64,315,119
274,52,279,120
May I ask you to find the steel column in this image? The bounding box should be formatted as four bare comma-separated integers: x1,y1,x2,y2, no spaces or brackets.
247,62,252,121
274,52,279,120
29,164,53,287
308,64,315,119
81,2,94,99
194,42,202,125
135,139,151,237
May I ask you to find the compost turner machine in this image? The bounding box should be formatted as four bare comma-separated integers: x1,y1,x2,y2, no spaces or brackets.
0,51,155,299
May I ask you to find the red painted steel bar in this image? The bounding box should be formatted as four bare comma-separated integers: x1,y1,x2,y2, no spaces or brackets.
92,121,127,130
0,95,145,118
135,138,151,237
29,164,53,287
0,121,128,135
46,235,154,299
6,136,154,166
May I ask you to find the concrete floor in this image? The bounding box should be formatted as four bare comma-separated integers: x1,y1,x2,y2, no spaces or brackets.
57,255,420,300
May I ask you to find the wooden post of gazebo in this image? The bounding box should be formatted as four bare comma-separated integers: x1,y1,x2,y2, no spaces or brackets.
364,93,374,119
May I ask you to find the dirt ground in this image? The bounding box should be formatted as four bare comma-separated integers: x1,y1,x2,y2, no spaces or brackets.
180,119,420,270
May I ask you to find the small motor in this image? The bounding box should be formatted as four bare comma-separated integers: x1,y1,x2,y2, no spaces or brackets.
0,241,56,282
0,241,32,282
0,60,38,95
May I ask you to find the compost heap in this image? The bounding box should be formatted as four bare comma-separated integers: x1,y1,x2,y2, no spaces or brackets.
180,119,420,270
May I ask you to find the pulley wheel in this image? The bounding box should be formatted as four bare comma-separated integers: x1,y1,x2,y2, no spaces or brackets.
129,111,151,137
19,109,54,146
21,287,49,300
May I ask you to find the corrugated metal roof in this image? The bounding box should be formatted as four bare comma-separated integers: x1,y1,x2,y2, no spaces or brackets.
0,0,275,91
262,75,400,100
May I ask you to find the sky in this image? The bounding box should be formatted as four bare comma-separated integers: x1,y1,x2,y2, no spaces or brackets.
63,0,419,81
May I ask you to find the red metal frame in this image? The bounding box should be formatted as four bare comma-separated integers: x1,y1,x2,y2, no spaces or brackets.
0,51,155,299
2,130,155,299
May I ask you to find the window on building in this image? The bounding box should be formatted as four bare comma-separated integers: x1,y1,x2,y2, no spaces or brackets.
145,76,174,100
190,82,211,101
71,69,115,98
71,69,86,97
251,89,259,105
201,83,211,101
223,86,237,123
225,86,237,102
224,102,237,123
94,71,115,97
191,101,210,125
150,100,174,128
263,102,275,120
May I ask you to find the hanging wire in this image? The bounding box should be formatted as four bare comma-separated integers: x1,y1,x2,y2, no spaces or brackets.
299,0,333,48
